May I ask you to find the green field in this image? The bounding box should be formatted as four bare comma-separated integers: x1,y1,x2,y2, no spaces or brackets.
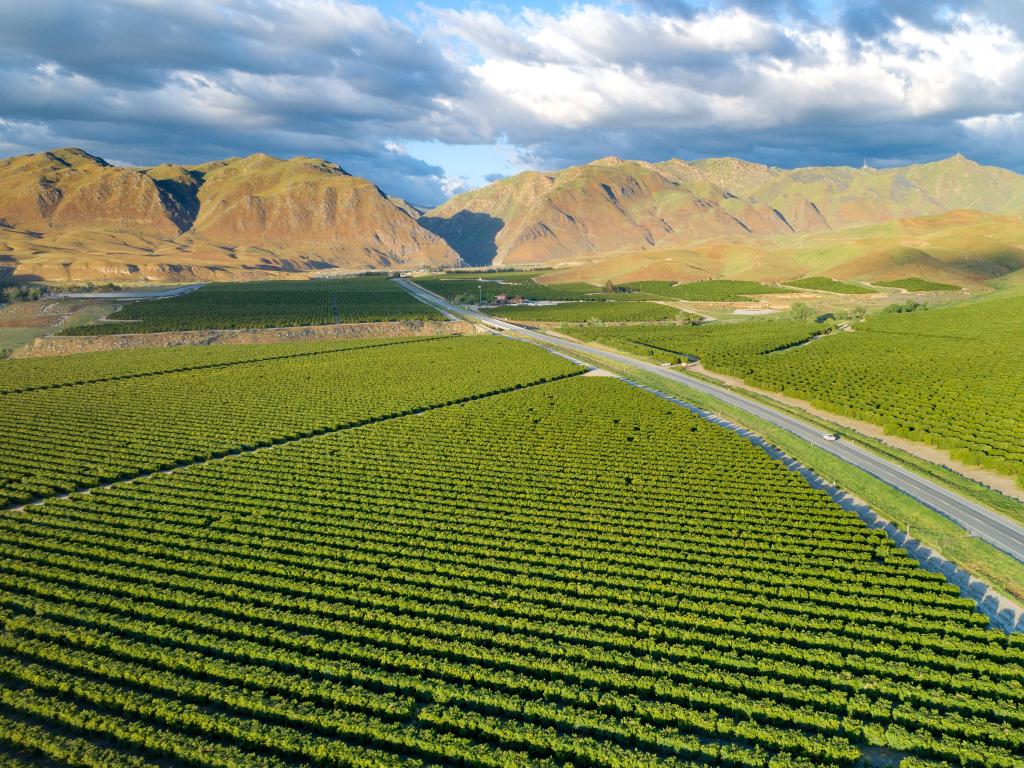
0,335,578,506
64,277,441,334
574,297,1024,486
739,296,1024,485
0,337,407,394
429,269,553,281
415,275,610,303
484,300,690,323
625,279,796,302
873,277,961,292
783,277,875,294
2,351,1024,766
0,327,48,356
572,319,833,369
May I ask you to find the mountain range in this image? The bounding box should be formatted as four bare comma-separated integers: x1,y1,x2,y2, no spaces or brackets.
0,149,456,282
422,155,1024,285
2,148,1024,284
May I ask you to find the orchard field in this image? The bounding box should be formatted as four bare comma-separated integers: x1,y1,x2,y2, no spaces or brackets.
571,294,1024,486
624,280,796,302
65,277,441,334
413,273,653,304
572,319,833,371
0,335,578,507
0,336,405,395
873,278,960,293
741,296,1024,486
0,331,1022,767
414,276,605,304
783,277,875,294
484,301,691,324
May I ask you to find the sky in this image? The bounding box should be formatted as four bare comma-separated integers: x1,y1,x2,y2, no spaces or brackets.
1,0,1023,206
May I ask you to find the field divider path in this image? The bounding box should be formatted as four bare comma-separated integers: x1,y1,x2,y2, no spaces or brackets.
1,370,586,515
1,336,435,396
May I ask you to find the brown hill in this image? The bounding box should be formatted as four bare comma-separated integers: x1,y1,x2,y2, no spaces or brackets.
0,149,458,282
422,157,790,267
0,149,190,235
423,155,1024,282
543,210,1024,288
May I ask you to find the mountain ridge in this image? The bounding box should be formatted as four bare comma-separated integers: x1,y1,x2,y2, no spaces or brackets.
4,147,1024,284
0,148,458,282
423,154,1024,281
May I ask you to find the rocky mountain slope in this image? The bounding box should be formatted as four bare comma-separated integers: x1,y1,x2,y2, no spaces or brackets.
422,155,1024,282
0,149,457,282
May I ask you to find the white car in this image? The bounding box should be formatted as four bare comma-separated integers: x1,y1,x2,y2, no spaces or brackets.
823,433,839,442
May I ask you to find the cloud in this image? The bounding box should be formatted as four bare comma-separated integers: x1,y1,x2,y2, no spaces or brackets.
0,0,1023,204
0,0,478,203
433,3,1024,172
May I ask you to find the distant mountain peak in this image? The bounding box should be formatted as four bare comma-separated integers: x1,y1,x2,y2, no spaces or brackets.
45,147,109,168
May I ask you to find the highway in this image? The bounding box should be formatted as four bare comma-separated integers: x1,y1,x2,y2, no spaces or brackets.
397,277,1024,564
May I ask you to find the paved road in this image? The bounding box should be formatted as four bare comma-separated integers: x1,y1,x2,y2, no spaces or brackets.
398,278,1024,564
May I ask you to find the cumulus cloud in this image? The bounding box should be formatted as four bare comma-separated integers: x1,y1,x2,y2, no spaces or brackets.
0,0,1023,204
0,0,479,203
440,4,1024,168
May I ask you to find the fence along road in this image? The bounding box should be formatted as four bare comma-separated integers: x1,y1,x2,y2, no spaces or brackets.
396,277,1024,564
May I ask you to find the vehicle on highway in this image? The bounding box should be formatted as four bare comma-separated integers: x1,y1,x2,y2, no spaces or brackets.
823,433,839,441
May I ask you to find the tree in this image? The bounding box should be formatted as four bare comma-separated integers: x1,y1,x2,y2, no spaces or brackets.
789,302,815,321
